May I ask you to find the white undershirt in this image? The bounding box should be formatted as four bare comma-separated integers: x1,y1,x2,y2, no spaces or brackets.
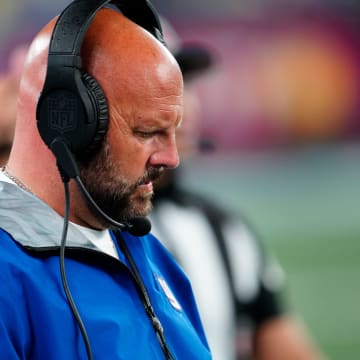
71,222,119,259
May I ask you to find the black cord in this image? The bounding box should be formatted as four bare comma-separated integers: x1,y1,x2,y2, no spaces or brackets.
53,144,164,358
59,180,94,360
116,230,175,360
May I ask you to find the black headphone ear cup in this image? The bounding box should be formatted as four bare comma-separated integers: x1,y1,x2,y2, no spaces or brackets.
81,72,109,154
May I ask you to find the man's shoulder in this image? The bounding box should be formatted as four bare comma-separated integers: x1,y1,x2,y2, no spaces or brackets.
0,228,38,272
0,228,32,298
0,227,24,259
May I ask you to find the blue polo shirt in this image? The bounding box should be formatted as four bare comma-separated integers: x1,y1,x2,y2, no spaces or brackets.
0,177,211,359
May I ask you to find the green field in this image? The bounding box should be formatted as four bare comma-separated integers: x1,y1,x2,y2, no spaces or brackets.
182,143,360,359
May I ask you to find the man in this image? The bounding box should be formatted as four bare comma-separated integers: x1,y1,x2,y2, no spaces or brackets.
151,19,325,360
0,3,211,360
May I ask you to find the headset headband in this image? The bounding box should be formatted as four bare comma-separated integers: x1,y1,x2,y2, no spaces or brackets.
48,0,164,68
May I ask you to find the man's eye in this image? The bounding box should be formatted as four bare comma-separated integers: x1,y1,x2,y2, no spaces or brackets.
135,131,155,139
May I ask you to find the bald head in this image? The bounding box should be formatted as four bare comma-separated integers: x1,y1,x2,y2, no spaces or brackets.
80,9,182,120
7,7,183,225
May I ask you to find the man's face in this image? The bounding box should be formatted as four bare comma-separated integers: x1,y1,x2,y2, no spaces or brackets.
79,74,183,225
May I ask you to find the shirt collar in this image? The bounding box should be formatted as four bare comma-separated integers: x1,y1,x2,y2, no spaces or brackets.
0,174,110,252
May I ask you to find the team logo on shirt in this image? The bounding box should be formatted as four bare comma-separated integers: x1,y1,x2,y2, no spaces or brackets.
157,276,182,311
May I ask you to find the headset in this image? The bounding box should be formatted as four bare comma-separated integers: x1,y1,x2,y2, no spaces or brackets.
36,0,161,232
34,1,174,359
36,0,165,170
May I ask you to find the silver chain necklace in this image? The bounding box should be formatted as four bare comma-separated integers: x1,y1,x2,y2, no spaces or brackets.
1,166,34,194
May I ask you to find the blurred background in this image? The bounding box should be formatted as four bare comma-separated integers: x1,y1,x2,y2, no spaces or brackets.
1,0,360,358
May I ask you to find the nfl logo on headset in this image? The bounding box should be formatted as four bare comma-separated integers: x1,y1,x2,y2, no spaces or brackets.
48,94,77,133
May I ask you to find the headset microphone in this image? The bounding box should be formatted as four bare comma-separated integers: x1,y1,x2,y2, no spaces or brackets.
35,0,164,237
126,217,152,237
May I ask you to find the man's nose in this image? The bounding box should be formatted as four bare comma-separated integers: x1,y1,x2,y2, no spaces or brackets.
149,135,180,170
